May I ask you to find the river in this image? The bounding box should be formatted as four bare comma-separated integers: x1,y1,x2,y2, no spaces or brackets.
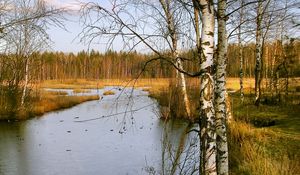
0,87,199,175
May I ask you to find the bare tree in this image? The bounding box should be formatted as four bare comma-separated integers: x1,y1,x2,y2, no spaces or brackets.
158,0,191,118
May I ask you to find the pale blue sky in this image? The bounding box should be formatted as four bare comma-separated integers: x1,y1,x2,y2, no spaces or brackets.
46,0,112,53
46,0,184,53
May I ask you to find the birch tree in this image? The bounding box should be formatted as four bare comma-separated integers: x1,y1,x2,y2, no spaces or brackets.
196,0,217,174
158,0,191,118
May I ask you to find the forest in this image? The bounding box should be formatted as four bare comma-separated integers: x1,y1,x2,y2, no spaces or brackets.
0,0,299,175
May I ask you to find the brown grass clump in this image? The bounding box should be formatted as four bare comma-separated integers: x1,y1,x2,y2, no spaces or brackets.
6,90,100,120
103,90,115,96
73,89,91,94
32,93,99,116
46,91,68,96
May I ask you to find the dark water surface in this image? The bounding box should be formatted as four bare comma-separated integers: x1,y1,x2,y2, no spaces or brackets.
0,87,197,175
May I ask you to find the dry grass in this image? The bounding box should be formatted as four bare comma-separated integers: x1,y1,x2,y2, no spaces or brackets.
39,79,103,89
31,92,99,117
228,120,300,175
103,90,115,96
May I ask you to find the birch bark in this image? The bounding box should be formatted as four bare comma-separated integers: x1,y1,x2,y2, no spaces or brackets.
255,0,263,106
198,0,217,174
215,0,228,174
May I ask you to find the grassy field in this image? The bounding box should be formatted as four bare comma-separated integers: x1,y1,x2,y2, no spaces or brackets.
228,93,300,174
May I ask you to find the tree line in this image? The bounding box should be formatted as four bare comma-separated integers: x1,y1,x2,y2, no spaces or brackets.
1,40,298,82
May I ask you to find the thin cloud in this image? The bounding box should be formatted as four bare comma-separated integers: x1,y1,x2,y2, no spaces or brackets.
44,0,83,11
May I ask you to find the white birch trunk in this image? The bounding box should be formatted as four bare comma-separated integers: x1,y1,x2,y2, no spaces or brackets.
198,0,217,174
215,0,229,174
255,0,263,106
176,56,191,118
238,0,244,103
21,19,30,107
21,58,29,106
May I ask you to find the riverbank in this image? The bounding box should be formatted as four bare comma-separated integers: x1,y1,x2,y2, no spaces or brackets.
148,80,300,174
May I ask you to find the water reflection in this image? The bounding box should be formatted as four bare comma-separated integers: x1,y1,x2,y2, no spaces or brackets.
158,120,199,175
0,87,199,175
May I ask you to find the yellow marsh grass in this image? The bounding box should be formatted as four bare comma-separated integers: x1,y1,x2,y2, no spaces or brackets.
46,91,68,96
103,90,115,96
38,78,261,97
30,77,300,91
40,79,103,89
40,78,170,89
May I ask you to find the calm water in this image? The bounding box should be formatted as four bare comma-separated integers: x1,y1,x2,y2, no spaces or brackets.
0,87,199,175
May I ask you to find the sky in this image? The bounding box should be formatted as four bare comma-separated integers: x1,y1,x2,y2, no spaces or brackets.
46,0,161,54
45,0,300,53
